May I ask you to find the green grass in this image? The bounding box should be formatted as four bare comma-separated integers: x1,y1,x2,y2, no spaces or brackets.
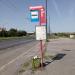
19,60,31,74
44,52,55,60
0,36,34,41
44,55,54,60
18,54,55,74
18,58,41,74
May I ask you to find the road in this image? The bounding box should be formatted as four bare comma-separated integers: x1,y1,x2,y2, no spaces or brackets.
1,38,75,75
0,38,35,50
0,38,39,75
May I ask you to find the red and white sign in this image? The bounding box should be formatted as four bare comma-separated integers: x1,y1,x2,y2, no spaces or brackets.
40,8,46,25
29,6,43,10
29,6,46,25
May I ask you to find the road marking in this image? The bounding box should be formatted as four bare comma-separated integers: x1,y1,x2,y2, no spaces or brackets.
0,43,39,71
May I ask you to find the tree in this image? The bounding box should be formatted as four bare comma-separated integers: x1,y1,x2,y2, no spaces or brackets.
0,28,27,37
0,29,8,37
8,28,17,37
17,31,27,36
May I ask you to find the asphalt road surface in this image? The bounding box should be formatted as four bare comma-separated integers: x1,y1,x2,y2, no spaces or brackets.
0,38,35,50
0,38,39,75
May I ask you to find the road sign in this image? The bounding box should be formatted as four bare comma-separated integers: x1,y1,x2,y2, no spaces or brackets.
29,6,46,67
40,8,46,25
29,6,46,25
30,10,39,22
29,6,43,10
36,26,46,40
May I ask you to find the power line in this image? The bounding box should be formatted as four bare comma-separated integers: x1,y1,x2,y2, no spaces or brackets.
0,0,19,11
7,0,19,10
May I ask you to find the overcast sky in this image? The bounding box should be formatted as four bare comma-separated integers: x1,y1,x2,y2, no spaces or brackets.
0,0,75,32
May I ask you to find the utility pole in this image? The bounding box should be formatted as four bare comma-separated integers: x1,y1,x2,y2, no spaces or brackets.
49,16,50,37
46,0,48,41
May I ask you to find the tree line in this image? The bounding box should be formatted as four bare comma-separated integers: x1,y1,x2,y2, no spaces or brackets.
48,32,73,39
0,28,27,37
53,32,70,37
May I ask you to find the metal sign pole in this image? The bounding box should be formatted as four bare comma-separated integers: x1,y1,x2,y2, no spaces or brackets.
29,6,46,67
39,10,43,67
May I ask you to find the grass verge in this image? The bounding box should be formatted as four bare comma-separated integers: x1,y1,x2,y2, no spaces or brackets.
18,54,55,74
0,36,34,41
19,60,31,74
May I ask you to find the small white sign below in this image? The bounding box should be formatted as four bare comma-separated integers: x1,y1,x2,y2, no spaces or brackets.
36,26,46,40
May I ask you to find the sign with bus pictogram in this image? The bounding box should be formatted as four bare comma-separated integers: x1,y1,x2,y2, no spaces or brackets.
29,6,46,25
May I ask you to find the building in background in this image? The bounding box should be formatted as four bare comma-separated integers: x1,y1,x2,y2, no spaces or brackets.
70,35,75,39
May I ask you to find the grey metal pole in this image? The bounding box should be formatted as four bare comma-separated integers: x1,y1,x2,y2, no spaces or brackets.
46,0,48,41
49,16,50,37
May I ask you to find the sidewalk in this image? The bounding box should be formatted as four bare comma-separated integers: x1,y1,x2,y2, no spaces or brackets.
22,39,75,75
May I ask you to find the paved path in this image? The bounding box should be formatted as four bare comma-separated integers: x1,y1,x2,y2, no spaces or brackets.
24,38,75,75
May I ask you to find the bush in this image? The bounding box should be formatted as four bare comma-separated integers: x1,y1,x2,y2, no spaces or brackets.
32,58,41,69
0,28,27,37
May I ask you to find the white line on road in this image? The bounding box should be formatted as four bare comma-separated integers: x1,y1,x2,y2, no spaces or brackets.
0,43,39,71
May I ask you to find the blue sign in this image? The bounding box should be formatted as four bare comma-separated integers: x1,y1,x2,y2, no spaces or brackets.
30,10,39,22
